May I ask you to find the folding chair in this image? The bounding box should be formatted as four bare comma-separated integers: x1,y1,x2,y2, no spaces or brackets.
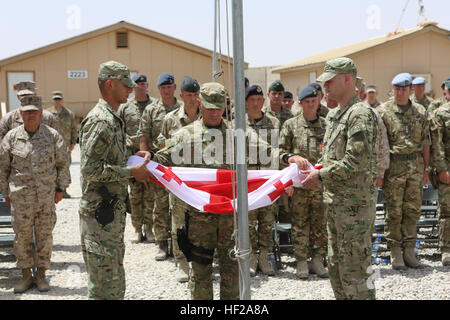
272,220,293,270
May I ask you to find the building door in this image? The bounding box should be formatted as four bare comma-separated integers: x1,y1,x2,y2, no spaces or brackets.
7,72,34,112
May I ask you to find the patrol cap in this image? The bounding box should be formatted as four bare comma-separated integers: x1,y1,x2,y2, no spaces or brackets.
245,85,264,100
366,85,377,93
52,91,63,100
356,77,365,90
268,80,285,92
14,81,36,96
284,91,293,99
98,61,137,88
200,82,227,109
317,57,357,83
245,77,250,88
132,74,147,84
392,73,413,87
20,95,42,112
157,72,175,86
309,83,322,92
181,76,200,93
412,77,425,85
298,86,319,101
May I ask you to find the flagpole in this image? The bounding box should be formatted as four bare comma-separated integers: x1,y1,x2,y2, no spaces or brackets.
212,0,218,82
232,0,251,300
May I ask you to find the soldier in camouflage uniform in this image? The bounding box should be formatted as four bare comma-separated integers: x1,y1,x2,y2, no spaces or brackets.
280,86,328,280
302,57,378,300
428,78,450,119
156,76,201,283
378,73,431,270
78,61,153,300
410,77,432,110
366,85,381,109
48,91,78,198
118,74,156,244
282,91,295,111
0,96,70,294
0,81,59,141
430,81,450,266
138,72,183,261
245,85,280,277
152,82,239,300
309,83,330,119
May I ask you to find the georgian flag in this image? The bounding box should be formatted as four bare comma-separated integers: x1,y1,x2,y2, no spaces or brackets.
127,156,316,214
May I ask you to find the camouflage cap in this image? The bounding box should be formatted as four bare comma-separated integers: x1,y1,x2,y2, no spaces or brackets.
98,61,137,88
317,57,357,83
14,81,36,96
366,85,377,93
268,80,285,92
200,82,227,109
356,77,365,90
20,95,42,111
52,91,64,99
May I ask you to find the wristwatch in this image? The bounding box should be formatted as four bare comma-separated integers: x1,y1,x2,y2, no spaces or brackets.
283,153,296,164
55,188,63,193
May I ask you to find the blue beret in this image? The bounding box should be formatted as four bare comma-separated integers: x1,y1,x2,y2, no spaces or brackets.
309,82,322,92
245,85,264,100
298,86,319,101
132,74,147,83
412,77,425,85
392,73,412,87
284,91,293,99
157,72,175,86
181,76,200,92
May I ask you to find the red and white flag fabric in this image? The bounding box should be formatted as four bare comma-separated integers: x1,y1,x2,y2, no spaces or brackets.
127,156,315,214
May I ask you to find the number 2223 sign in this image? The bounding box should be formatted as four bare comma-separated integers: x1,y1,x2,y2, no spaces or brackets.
68,71,88,79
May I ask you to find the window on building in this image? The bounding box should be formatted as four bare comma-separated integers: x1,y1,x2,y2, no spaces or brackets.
117,32,129,48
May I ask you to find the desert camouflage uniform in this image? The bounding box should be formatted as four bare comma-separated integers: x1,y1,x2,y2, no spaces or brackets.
138,98,182,246
279,113,327,262
378,99,430,249
0,108,59,141
430,103,450,255
320,96,378,300
0,124,70,269
156,105,201,266
79,99,131,300
410,94,432,110
262,104,294,127
428,97,449,120
118,96,155,233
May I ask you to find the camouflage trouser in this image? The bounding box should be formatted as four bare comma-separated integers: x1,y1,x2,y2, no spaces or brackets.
290,188,327,261
171,194,188,265
150,183,170,244
11,197,56,269
188,212,239,300
439,183,450,253
129,179,154,231
383,158,424,248
79,201,127,300
249,203,276,253
327,203,376,300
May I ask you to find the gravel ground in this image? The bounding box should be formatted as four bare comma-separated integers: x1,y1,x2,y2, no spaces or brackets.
0,145,448,300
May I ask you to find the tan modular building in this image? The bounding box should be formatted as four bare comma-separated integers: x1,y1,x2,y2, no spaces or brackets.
245,66,280,93
0,21,241,119
273,22,450,101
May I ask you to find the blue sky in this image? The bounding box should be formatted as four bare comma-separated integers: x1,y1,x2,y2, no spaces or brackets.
1,0,449,67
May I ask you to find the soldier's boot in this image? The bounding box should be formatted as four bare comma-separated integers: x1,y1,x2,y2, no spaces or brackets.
249,253,259,277
62,190,71,199
132,227,143,244
144,224,155,244
258,250,275,276
442,252,450,266
35,268,50,292
310,255,328,278
390,246,407,270
155,241,168,261
14,268,34,294
176,261,190,283
296,261,309,280
403,247,422,269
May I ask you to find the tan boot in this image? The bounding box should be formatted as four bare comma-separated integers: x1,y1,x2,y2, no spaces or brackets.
296,261,309,280
155,241,168,261
35,268,50,292
144,224,155,243
442,252,450,266
390,246,407,270
132,227,143,244
250,253,259,277
14,268,34,294
176,261,190,283
258,251,275,276
403,247,422,268
310,255,328,278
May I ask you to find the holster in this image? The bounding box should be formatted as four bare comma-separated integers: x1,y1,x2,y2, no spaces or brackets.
177,210,215,265
430,168,440,189
95,186,119,227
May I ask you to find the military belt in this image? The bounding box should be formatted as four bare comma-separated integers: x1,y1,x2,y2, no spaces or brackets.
391,152,419,161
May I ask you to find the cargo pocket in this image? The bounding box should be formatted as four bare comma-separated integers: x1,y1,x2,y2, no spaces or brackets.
84,238,119,281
